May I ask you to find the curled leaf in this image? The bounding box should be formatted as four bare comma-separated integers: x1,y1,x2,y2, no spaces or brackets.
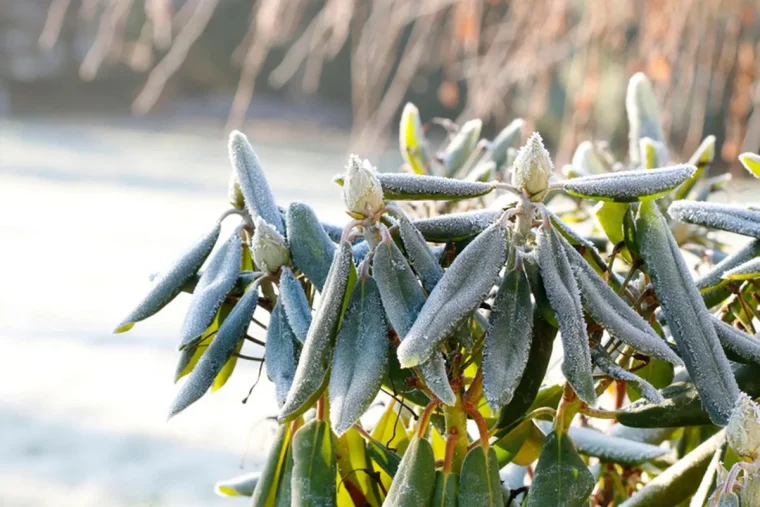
591,347,664,404
722,257,760,281
412,209,501,242
696,240,760,292
286,202,336,291
396,214,444,293
668,201,760,239
397,219,508,368
278,242,355,422
561,165,695,202
115,222,221,333
328,277,389,436
711,316,760,366
373,172,494,201
266,300,301,406
483,268,533,410
279,266,312,344
178,230,242,350
228,131,285,234
535,226,596,404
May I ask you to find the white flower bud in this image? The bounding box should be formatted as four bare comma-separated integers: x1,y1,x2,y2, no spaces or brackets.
252,217,289,273
511,132,553,201
726,392,760,460
342,155,385,218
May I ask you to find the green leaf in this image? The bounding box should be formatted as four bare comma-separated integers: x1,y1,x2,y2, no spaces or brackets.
278,242,356,422
561,165,695,202
169,277,261,417
251,423,293,507
432,471,459,507
286,202,337,291
266,300,301,406
440,119,482,176
114,221,221,333
483,268,533,410
397,219,509,368
328,277,389,436
526,431,595,507
335,427,382,506
458,447,503,506
412,209,501,242
535,226,596,404
688,440,727,507
178,229,242,350
624,356,673,403
696,239,760,293
637,200,738,425
374,172,495,201
174,302,234,381
668,201,760,239
739,152,760,179
291,420,338,507
383,437,437,507
626,72,666,165
593,201,628,247
618,430,726,507
675,135,716,200
400,102,433,175
274,437,295,507
214,471,260,497
363,434,402,479
712,316,760,366
228,131,285,234
484,118,524,170
592,347,664,404
723,256,760,280
279,266,312,343
571,141,610,175
397,213,444,293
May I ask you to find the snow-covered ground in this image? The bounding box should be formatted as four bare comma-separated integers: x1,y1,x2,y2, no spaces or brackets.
0,117,353,506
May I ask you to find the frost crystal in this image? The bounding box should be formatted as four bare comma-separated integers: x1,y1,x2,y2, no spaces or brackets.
286,202,336,291
591,347,664,404
252,217,290,273
562,164,695,202
265,300,299,406
278,266,312,344
696,239,760,291
668,201,760,239
512,132,553,200
412,209,501,242
397,214,444,293
723,257,760,281
342,155,385,218
375,172,494,200
711,316,760,365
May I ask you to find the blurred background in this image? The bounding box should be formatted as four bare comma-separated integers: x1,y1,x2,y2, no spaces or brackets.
1,1,759,506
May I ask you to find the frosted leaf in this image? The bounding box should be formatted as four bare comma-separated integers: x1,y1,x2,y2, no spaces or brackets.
696,240,760,291
591,347,664,404
278,266,312,344
114,221,221,333
668,200,760,239
412,209,501,242
227,131,285,234
383,437,436,505
636,200,738,426
571,141,608,175
638,137,668,169
418,352,456,406
527,431,595,507
397,221,509,367
562,164,695,203
320,222,343,243
286,202,336,291
485,118,523,170
328,277,388,436
483,268,534,410
214,471,260,497
400,102,433,175
739,152,760,179
291,420,338,505
397,214,444,293
675,135,716,200
535,226,596,404
458,447,504,506
464,160,496,182
439,118,482,177
726,392,760,459
251,217,289,273
278,241,355,422
265,300,301,407
722,257,760,280
512,132,553,200
169,278,260,417
226,171,245,210
607,425,675,446
374,172,495,201
352,240,370,264
627,72,666,164
711,316,760,366
556,230,682,364
178,230,242,350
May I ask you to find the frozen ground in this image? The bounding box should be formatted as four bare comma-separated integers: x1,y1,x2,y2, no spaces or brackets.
0,117,354,507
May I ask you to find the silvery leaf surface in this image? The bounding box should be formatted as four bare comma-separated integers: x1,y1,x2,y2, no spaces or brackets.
561,165,695,203
279,266,312,344
668,201,760,239
286,202,336,291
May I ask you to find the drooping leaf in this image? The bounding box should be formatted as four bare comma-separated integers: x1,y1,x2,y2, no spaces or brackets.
214,471,260,497
483,268,533,410
400,102,433,175
561,165,695,202
169,277,261,417
618,430,726,507
178,229,242,350
329,277,389,436
274,436,295,507
696,240,760,293
526,431,595,507
397,219,508,368
625,357,673,403
279,266,312,343
396,214,444,293
557,230,682,365
412,209,501,242
637,200,739,425
535,226,596,404
266,300,301,406
711,316,760,366
668,201,760,239
626,72,666,165
291,419,338,507
352,240,371,264
591,347,664,404
723,257,760,280
458,446,503,506
279,242,356,422
739,152,760,179
250,422,293,507
228,131,285,234
383,437,437,507
286,202,337,291
440,119,482,176
174,302,234,382
115,221,221,333
373,172,495,201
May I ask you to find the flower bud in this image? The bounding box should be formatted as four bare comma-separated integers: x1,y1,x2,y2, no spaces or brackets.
726,392,760,460
511,132,553,201
252,217,289,273
342,155,385,218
